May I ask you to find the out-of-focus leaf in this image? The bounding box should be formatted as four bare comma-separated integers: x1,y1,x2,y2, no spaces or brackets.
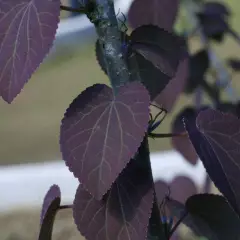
167,194,240,240
196,13,229,42
170,176,197,203
153,58,188,112
130,25,186,78
227,58,240,72
128,0,180,31
202,2,230,17
185,108,240,216
38,185,61,240
171,107,198,164
73,141,154,240
60,82,150,200
0,0,61,103
185,50,209,93
202,1,231,16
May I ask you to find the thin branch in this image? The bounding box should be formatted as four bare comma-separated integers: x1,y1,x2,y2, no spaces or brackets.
59,204,73,210
168,212,188,238
148,132,187,139
60,5,85,14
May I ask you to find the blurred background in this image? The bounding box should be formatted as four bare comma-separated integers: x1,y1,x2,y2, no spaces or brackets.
0,0,239,239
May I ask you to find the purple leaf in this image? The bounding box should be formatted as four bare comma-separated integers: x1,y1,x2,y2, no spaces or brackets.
73,151,154,240
196,13,229,42
60,82,150,200
127,51,170,101
170,176,197,203
185,108,240,216
171,107,198,164
130,25,186,78
0,0,61,103
128,0,180,32
202,2,230,16
38,184,61,240
167,194,240,240
185,50,209,94
154,58,188,111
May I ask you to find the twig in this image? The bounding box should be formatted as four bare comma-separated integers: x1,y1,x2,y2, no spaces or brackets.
60,5,85,14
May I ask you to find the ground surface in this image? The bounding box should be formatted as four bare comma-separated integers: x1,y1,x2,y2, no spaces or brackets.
0,0,239,239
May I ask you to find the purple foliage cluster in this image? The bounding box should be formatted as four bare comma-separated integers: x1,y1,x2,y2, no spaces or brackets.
1,0,240,240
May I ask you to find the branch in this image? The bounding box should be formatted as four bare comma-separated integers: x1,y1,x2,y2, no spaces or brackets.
60,5,85,14
87,0,130,94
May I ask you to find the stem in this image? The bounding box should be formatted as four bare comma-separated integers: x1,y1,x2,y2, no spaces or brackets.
60,5,85,14
168,211,188,238
148,132,187,139
140,138,166,239
88,0,130,94
59,204,73,210
204,175,212,193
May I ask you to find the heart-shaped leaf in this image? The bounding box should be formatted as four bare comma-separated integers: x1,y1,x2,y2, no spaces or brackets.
60,82,150,200
38,184,61,240
130,25,186,78
167,194,240,240
0,0,61,103
171,107,198,165
185,108,240,216
73,144,154,240
153,58,188,112
128,0,180,31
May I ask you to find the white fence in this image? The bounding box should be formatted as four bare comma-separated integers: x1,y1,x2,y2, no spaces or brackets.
0,150,206,213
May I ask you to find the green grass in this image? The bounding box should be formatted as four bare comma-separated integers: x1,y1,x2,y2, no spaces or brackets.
0,0,240,165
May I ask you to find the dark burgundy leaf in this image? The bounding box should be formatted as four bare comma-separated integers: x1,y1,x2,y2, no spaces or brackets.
130,25,186,77
185,108,240,216
0,0,61,103
167,194,240,240
73,143,154,240
196,13,229,41
170,176,197,203
185,50,209,93
127,52,170,101
60,82,150,200
153,58,188,112
171,107,198,164
202,2,230,16
227,58,240,72
128,0,180,31
38,184,61,240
